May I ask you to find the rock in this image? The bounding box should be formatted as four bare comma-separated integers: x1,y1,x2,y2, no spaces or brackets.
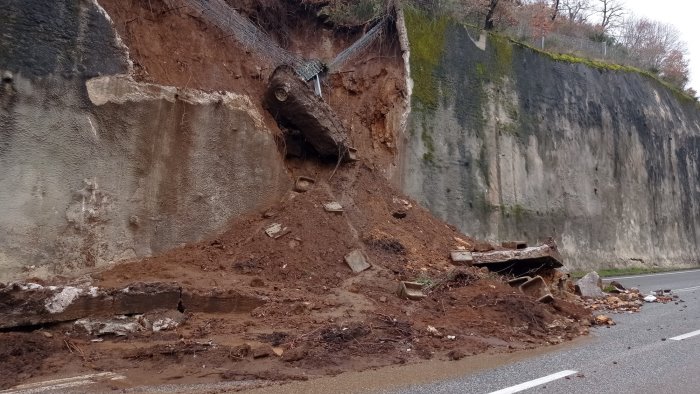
609,280,626,292
281,346,307,362
379,296,387,303
447,349,466,360
644,295,657,303
293,176,315,192
344,249,371,273
594,315,615,325
250,278,265,287
427,325,442,337
392,210,407,219
229,344,251,359
252,345,274,359
575,272,605,298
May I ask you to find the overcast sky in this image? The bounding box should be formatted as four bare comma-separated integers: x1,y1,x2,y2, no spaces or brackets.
624,0,699,93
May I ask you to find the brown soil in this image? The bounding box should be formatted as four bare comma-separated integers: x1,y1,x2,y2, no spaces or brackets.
0,1,593,391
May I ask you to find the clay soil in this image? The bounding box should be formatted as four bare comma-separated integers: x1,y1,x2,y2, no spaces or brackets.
0,0,593,391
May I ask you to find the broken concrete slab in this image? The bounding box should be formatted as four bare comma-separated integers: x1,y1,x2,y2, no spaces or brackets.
575,271,605,299
0,281,265,330
501,241,527,250
344,249,371,273
450,250,473,265
294,176,315,192
264,65,351,160
472,242,563,277
397,281,426,300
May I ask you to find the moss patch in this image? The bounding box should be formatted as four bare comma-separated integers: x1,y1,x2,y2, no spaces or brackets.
404,7,448,111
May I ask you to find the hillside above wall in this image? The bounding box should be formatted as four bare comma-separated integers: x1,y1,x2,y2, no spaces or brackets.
399,9,700,271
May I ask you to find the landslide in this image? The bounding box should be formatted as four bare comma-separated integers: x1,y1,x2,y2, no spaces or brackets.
0,0,592,390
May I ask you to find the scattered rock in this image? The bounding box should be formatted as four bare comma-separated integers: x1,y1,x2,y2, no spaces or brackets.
575,272,605,298
293,176,315,192
594,314,615,325
264,223,290,239
392,210,407,219
281,346,307,362
250,278,265,287
644,295,657,303
447,349,466,360
252,345,274,359
426,325,442,337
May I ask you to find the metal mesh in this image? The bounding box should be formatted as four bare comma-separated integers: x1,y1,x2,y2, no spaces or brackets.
328,18,387,72
186,0,387,80
186,0,306,73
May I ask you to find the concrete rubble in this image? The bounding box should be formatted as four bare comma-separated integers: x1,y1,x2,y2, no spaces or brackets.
472,241,563,277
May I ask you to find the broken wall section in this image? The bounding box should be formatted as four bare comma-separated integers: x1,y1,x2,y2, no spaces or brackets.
0,0,290,281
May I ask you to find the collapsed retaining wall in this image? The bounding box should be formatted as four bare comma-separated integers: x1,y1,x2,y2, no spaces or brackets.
0,0,289,280
399,10,700,270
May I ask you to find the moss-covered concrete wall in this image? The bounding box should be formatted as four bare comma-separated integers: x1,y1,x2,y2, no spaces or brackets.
400,9,700,270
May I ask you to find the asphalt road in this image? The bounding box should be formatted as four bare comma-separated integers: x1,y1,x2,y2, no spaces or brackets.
388,269,700,394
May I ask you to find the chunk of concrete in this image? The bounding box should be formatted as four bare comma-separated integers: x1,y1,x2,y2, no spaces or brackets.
344,249,371,273
575,271,605,298
519,276,554,303
450,250,473,265
397,281,426,300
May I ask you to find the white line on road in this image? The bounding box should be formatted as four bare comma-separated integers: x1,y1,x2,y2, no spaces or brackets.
487,370,578,394
606,269,700,280
670,329,700,341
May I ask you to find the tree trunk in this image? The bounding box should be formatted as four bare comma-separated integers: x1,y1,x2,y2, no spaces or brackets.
484,0,499,30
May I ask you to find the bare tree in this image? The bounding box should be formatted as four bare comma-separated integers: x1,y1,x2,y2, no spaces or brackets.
596,0,624,32
551,0,560,21
484,0,500,29
560,0,592,22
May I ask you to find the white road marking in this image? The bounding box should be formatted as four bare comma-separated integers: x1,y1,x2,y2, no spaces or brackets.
673,285,700,293
0,372,125,394
606,269,700,280
670,329,700,341
487,370,578,394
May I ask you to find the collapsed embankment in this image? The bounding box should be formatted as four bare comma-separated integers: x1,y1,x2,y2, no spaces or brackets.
399,10,700,271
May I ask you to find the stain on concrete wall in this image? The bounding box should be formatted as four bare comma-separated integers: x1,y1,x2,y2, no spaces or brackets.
400,11,700,270
0,0,289,280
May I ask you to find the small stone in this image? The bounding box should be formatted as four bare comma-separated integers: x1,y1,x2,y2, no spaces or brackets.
447,349,466,360
379,296,387,303
250,278,265,287
281,346,307,362
252,345,274,359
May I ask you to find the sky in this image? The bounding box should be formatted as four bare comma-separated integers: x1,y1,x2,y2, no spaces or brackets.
625,0,699,93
